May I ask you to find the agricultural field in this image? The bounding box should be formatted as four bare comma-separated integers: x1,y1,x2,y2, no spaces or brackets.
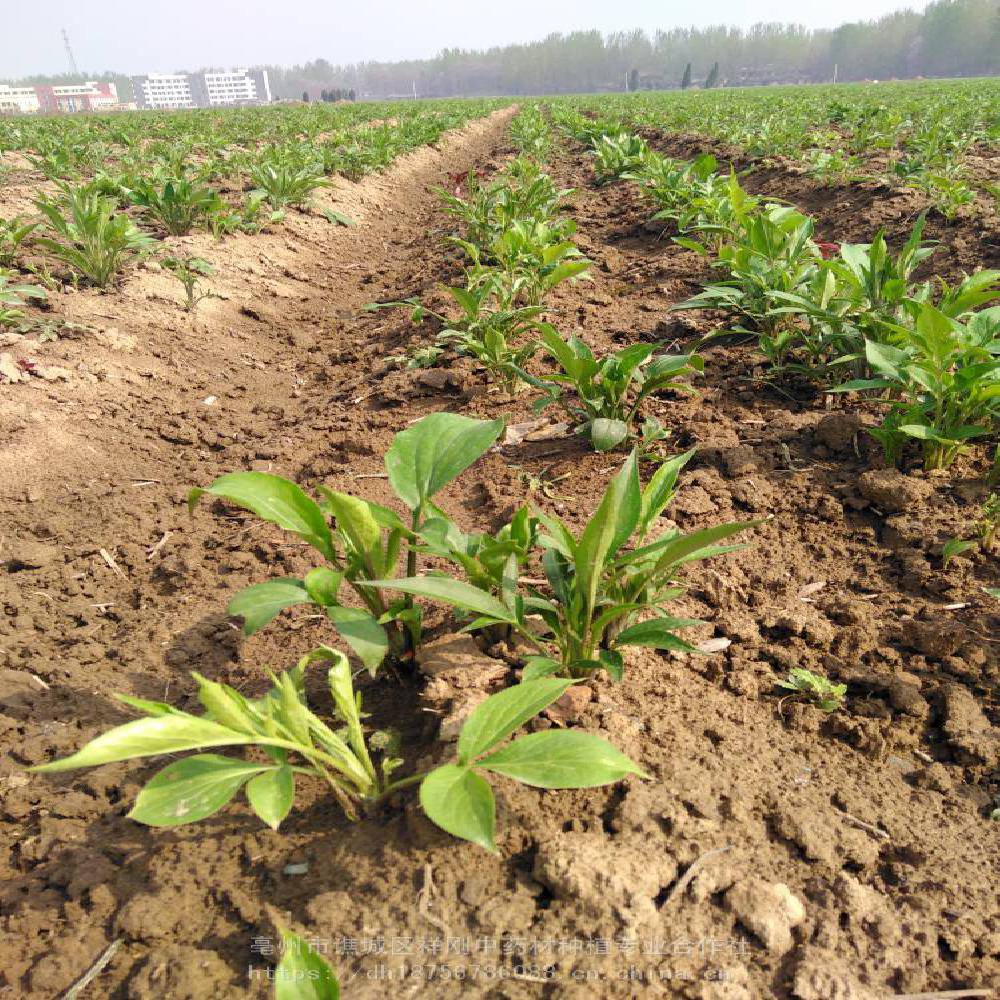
0,79,998,999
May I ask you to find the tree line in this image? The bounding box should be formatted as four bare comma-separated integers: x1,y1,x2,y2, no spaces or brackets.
264,0,998,98
5,0,997,102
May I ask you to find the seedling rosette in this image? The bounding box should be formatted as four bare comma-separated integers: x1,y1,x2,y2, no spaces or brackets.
33,649,644,853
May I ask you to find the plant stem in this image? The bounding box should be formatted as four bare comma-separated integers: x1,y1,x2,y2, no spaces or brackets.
370,770,428,806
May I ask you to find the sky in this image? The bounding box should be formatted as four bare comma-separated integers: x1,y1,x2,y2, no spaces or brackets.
2,0,932,79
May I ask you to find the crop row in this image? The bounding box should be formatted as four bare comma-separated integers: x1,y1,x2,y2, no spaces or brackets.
0,100,505,335
552,79,1000,219
548,104,999,477
35,108,752,861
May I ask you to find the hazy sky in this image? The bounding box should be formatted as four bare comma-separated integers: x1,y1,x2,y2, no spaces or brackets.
3,0,931,79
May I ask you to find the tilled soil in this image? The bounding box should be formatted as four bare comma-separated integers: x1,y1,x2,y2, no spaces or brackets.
1,111,998,999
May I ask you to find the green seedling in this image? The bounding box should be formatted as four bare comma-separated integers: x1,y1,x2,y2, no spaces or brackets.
942,536,977,565
831,304,999,470
0,215,38,267
777,667,846,713
381,283,543,394
250,153,329,209
128,175,222,235
369,450,755,680
978,493,999,546
0,269,46,327
516,326,703,451
189,412,505,669
33,647,643,853
34,187,156,288
162,255,218,312
274,931,340,999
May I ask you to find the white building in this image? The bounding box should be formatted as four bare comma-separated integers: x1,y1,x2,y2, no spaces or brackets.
0,85,41,115
131,70,270,110
132,74,195,109
203,70,271,106
0,81,118,115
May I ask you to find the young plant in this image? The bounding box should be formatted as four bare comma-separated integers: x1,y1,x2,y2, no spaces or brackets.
517,326,703,451
384,284,543,394
832,304,1000,470
33,187,156,288
162,255,217,312
387,343,446,370
415,504,539,601
274,932,340,999
592,132,649,184
461,220,591,307
678,206,822,362
206,191,285,238
371,451,755,680
0,269,46,327
34,647,643,853
978,492,999,546
0,215,37,267
438,159,573,249
250,155,328,209
777,668,846,713
189,412,505,669
128,175,222,236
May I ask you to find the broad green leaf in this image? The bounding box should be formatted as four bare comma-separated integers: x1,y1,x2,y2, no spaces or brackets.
864,339,908,379
318,489,381,559
576,452,641,619
129,754,265,826
385,412,504,511
984,588,1000,600
650,521,756,573
458,678,573,763
522,656,563,681
325,605,388,673
419,764,496,852
545,260,590,288
246,765,295,830
639,449,696,535
590,418,629,452
33,713,253,771
275,931,340,1000
616,617,703,650
189,472,334,561
900,423,987,443
478,730,645,787
323,208,355,229
828,378,894,393
304,567,343,606
599,648,624,681
366,576,515,622
114,695,175,716
228,579,310,636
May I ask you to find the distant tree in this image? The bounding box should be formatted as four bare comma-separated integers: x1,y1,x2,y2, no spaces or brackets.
348,89,356,101
302,90,309,102
248,0,1000,100
627,68,640,91
705,62,720,88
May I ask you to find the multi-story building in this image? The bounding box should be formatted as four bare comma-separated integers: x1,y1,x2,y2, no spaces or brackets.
131,69,270,110
0,81,118,114
0,84,41,114
37,81,119,113
131,73,197,110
